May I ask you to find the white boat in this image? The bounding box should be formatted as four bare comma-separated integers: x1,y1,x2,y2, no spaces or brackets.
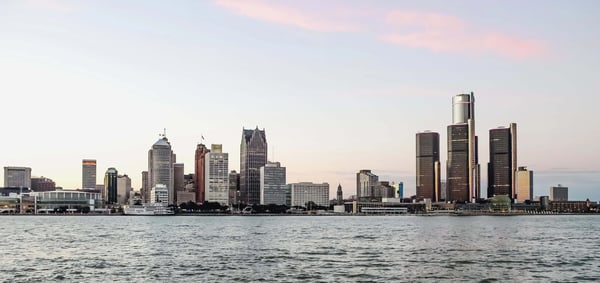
123,203,174,215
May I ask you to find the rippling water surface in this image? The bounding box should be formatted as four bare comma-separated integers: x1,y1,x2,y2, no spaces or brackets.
1,215,599,282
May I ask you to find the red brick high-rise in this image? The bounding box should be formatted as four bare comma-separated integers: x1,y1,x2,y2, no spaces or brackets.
194,144,210,203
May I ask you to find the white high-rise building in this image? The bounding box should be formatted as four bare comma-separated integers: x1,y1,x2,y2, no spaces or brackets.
260,162,286,205
117,175,132,205
290,182,329,208
205,144,229,205
4,167,32,188
150,184,169,204
148,134,176,205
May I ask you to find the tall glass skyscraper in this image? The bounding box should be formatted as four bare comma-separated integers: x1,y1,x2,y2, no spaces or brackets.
447,93,480,203
240,127,267,205
104,167,118,205
488,123,517,198
416,132,440,201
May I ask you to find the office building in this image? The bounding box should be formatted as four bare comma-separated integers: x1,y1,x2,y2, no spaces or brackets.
174,163,184,191
447,93,480,203
488,124,517,198
82,159,97,189
194,143,210,203
148,134,176,205
373,181,396,200
117,174,131,205
150,184,169,204
550,185,568,201
516,167,533,202
229,170,240,206
336,184,343,205
104,168,118,205
31,176,56,192
416,131,441,201
356,169,378,201
240,127,267,205
205,144,229,205
141,171,148,203
4,167,32,188
260,162,287,205
290,182,329,208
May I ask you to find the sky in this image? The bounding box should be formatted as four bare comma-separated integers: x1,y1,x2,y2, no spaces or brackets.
1,0,599,201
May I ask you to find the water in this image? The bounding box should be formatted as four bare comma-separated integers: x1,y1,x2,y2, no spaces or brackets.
0,215,598,282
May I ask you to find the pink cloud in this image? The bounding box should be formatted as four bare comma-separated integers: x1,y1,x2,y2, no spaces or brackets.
214,1,549,59
214,0,358,32
381,10,548,59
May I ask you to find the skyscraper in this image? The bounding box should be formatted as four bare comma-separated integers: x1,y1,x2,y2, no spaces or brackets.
516,166,533,203
3,167,32,188
82,159,97,189
229,170,240,206
205,144,229,205
194,143,210,203
141,171,148,202
356,169,378,201
240,127,267,205
117,174,131,205
148,134,176,205
447,93,480,203
337,184,343,205
487,124,517,198
416,131,441,201
104,168,118,205
174,163,185,192
260,161,286,205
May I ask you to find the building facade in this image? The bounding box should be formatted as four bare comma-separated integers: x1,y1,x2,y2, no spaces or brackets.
148,135,176,205
487,124,517,199
205,144,229,205
290,182,330,208
229,170,240,206
4,167,32,188
356,170,378,201
516,166,533,202
104,168,118,205
447,93,480,203
260,162,287,205
31,176,56,192
240,127,267,205
141,171,148,203
174,163,184,192
416,132,441,201
116,174,131,205
82,159,97,189
194,143,210,203
150,184,169,204
550,185,568,201
336,184,343,205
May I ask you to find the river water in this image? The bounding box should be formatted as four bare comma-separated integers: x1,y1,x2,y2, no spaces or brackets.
0,215,598,282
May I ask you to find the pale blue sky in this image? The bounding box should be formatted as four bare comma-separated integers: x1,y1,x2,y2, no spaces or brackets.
1,0,599,200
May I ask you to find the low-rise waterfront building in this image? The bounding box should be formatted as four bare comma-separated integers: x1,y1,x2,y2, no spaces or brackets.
290,182,329,208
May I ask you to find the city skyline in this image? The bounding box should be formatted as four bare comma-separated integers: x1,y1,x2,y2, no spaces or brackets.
1,1,599,200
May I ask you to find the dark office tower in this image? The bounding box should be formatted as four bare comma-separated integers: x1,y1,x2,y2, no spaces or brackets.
141,171,148,202
104,168,118,205
229,170,240,206
240,127,268,205
447,93,480,203
416,132,441,202
195,144,210,203
487,123,517,198
337,184,343,205
82,159,97,189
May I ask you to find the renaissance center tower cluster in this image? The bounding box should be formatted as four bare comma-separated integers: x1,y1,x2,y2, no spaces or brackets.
416,92,525,203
